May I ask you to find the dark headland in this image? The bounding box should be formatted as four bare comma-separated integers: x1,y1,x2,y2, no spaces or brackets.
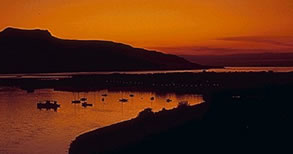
69,102,209,154
0,27,215,74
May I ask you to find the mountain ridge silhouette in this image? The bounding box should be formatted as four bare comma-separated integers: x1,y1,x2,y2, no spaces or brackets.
0,27,209,73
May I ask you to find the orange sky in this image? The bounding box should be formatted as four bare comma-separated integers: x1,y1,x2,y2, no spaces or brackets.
1,0,293,55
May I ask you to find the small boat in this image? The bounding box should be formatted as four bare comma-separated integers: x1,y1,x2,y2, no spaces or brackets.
80,98,87,101
129,94,134,97
101,94,108,97
72,100,81,104
150,97,155,101
119,98,128,103
37,100,60,110
82,102,93,107
166,99,172,103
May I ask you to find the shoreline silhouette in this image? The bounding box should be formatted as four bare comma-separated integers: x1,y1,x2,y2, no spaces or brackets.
69,79,293,153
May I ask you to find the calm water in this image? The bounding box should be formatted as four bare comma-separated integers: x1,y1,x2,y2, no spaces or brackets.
0,88,203,154
0,67,292,79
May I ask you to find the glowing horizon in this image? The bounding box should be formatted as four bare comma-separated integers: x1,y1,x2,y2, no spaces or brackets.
1,0,293,55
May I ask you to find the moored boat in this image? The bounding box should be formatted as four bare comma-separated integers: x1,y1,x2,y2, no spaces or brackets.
80,98,87,101
82,102,93,107
101,94,108,97
119,98,128,103
72,100,81,104
166,99,172,103
37,100,60,110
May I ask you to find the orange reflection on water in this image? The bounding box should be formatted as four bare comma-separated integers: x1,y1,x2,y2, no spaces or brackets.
0,88,203,154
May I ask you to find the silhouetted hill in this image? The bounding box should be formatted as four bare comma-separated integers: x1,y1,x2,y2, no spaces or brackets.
0,27,208,73
180,53,293,67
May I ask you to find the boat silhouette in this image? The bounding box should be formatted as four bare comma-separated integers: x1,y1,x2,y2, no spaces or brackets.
119,98,128,103
37,100,60,110
80,98,87,101
72,100,81,104
166,99,172,103
82,102,93,107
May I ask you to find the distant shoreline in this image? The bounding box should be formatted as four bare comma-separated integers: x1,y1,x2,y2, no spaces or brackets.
1,71,293,94
0,66,220,75
2,67,293,79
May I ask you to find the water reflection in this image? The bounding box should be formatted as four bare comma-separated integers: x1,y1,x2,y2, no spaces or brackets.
0,88,203,154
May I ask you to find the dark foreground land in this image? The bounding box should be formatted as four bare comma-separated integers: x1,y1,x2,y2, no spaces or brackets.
68,82,293,154
1,72,293,153
69,72,293,154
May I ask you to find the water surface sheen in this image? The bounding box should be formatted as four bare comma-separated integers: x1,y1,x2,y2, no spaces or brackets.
0,88,203,154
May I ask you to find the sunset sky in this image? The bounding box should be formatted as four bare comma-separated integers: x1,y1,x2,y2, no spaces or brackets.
1,0,293,55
